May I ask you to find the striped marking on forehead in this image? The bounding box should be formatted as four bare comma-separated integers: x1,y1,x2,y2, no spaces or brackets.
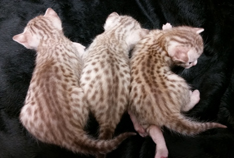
108,15,139,29
27,16,55,37
168,31,202,46
119,16,139,27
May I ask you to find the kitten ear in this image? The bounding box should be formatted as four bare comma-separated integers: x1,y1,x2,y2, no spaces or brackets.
44,8,58,17
13,33,30,49
104,12,119,30
168,46,189,63
44,8,62,30
13,30,39,49
193,28,204,34
162,23,172,30
108,12,119,18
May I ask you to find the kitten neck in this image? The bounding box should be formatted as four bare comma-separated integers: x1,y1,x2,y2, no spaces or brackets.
38,34,69,50
158,50,175,71
98,32,130,53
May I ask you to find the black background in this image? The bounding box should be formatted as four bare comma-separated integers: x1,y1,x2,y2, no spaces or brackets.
0,0,234,157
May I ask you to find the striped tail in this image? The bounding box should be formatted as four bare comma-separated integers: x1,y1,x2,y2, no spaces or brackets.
165,113,227,135
66,130,135,155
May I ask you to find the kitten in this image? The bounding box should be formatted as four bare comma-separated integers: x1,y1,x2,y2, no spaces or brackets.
13,8,134,156
80,12,148,157
128,23,227,158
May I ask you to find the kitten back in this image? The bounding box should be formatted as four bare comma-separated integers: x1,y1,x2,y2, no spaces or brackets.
16,8,136,156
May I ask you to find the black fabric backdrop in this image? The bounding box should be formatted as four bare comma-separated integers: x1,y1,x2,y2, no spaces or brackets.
0,0,234,157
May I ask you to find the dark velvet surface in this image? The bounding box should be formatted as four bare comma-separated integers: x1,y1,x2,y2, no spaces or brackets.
0,0,234,157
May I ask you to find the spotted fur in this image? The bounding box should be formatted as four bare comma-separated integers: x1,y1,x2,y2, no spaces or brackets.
129,24,227,158
13,8,134,156
80,12,148,157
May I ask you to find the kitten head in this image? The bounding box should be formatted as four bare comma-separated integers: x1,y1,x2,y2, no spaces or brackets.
104,12,149,49
164,26,204,69
13,8,62,50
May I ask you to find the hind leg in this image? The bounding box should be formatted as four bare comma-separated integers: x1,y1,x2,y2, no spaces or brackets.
128,111,147,137
147,125,168,158
182,90,200,112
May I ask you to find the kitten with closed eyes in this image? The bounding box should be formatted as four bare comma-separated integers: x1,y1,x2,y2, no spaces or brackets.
128,23,227,158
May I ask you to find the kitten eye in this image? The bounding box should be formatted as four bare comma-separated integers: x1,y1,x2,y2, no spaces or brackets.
189,62,192,64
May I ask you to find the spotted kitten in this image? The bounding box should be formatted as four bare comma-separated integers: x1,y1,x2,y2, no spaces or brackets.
13,8,134,156
128,23,227,158
80,12,148,157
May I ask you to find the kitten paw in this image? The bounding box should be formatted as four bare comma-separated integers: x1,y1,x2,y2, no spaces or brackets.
162,23,172,30
191,89,200,104
135,125,147,137
155,148,168,158
182,90,200,112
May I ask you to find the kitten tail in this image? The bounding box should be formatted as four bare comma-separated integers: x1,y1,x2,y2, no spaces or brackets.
68,130,135,155
165,113,226,135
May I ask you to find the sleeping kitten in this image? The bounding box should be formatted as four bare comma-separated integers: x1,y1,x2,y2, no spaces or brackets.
13,8,134,156
128,23,227,158
80,12,148,158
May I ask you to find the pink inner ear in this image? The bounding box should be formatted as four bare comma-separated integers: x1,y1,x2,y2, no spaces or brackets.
13,33,27,45
13,32,33,49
